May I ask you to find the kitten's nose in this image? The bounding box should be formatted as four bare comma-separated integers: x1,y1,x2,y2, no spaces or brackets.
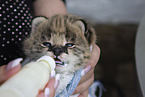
52,47,63,56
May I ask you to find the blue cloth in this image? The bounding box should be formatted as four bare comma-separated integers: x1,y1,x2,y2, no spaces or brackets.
56,68,83,97
55,68,105,97
89,81,106,97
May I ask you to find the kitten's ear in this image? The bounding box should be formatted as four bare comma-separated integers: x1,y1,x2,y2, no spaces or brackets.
31,16,47,33
75,20,86,34
76,19,96,46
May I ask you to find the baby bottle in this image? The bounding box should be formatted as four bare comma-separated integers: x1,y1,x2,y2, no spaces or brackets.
0,56,56,97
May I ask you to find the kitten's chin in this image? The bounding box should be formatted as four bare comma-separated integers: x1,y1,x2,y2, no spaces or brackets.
53,56,68,67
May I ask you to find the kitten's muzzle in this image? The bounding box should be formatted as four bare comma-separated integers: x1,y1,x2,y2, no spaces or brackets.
52,48,63,56
51,46,67,56
53,57,65,66
50,46,67,66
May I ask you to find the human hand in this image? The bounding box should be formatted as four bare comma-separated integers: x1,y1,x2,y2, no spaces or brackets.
72,44,100,97
0,58,60,97
37,74,60,97
0,58,22,85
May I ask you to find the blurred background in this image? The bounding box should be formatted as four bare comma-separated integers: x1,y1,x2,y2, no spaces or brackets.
66,0,145,97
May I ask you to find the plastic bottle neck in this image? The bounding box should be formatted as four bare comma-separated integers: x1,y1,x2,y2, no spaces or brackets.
38,60,51,71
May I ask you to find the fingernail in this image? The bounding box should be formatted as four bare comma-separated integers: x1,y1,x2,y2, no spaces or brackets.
6,58,23,71
72,90,75,94
54,74,60,89
81,65,91,76
51,70,55,78
44,88,50,97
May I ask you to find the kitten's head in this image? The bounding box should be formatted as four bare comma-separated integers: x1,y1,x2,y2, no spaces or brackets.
23,15,96,73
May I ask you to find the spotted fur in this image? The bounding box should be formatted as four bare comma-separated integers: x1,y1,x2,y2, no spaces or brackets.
23,14,96,95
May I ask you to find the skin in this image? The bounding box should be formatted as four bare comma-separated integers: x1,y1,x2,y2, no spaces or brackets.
73,44,100,97
0,63,56,97
33,0,101,96
0,0,100,97
38,78,56,97
33,2,101,95
0,65,21,85
0,0,66,96
0,44,100,97
33,0,67,18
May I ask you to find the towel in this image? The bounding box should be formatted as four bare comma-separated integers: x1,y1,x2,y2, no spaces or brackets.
56,68,83,97
55,68,105,97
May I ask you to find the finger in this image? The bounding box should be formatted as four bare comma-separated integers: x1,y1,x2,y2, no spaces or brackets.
81,65,92,77
6,58,23,71
73,73,94,94
78,89,89,97
37,78,55,97
0,65,7,85
0,58,22,85
79,68,94,85
44,88,50,97
80,44,100,83
54,74,60,90
88,44,100,68
37,92,44,97
37,72,60,97
80,45,100,83
5,58,22,80
46,74,60,97
46,78,55,97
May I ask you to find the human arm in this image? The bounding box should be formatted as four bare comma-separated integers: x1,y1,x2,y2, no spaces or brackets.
33,0,67,18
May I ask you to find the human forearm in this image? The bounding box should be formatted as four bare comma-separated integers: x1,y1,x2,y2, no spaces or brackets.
33,0,67,18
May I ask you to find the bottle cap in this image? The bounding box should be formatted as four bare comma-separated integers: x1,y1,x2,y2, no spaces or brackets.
36,56,56,71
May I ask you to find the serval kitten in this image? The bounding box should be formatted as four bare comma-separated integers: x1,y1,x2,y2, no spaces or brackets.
23,14,96,95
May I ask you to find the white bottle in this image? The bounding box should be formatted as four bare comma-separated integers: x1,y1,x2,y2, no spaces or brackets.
0,56,56,97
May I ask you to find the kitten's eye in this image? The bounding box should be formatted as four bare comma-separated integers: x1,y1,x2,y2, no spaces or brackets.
65,43,74,47
41,42,51,47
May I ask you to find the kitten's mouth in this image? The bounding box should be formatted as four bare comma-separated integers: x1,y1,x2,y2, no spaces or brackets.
53,57,65,66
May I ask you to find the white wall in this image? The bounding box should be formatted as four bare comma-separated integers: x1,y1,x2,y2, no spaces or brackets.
66,0,145,24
